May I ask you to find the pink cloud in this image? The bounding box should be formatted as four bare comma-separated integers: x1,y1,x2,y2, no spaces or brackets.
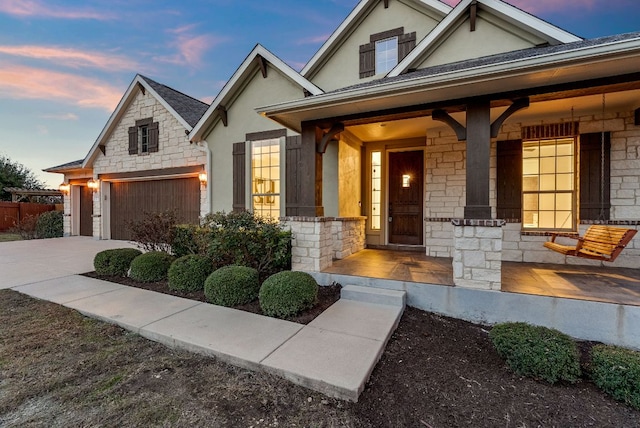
0,0,114,20
296,34,332,45
41,113,79,121
155,26,228,67
0,65,122,111
0,45,138,70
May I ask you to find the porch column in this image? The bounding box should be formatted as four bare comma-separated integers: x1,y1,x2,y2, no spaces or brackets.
465,100,492,219
298,121,324,217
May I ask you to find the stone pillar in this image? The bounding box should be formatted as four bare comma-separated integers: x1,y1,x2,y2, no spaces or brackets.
331,217,366,259
282,216,333,272
452,219,505,290
63,191,71,237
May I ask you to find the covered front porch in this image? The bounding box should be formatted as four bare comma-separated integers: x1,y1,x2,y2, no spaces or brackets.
321,248,640,306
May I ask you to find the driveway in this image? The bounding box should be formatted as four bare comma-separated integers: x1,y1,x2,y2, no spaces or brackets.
0,237,137,289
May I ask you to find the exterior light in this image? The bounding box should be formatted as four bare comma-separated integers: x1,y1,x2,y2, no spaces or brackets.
199,172,208,184
59,183,70,194
87,179,99,191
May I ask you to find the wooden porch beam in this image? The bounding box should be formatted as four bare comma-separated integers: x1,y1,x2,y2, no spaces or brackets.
432,109,467,141
300,122,325,216
318,123,344,153
465,100,492,219
216,105,228,127
257,55,268,78
490,98,529,138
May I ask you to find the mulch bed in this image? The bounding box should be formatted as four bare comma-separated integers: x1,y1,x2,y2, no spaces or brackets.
81,271,341,324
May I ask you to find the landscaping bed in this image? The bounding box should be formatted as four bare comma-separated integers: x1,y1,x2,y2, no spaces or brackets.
2,289,638,427
81,271,341,324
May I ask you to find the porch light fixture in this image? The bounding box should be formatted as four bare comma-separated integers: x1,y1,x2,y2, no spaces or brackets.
58,183,70,194
402,174,411,188
199,172,208,184
87,179,99,191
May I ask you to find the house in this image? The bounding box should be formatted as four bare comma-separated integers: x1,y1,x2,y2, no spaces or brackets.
46,75,209,240
50,0,640,287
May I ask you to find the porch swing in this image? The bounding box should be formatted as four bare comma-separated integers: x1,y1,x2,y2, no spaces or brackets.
543,94,638,262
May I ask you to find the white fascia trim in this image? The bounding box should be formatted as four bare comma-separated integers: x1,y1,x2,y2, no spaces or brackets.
301,0,452,78
260,36,640,116
190,44,323,141
388,0,581,78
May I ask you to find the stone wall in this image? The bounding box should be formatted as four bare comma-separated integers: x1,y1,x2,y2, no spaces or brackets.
452,219,504,290
331,217,366,259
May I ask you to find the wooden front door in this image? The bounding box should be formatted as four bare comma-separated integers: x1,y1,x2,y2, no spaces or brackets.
389,151,424,245
79,186,93,237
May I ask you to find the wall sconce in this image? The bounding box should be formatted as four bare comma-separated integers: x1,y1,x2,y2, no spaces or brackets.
87,179,99,191
58,183,70,194
199,172,208,185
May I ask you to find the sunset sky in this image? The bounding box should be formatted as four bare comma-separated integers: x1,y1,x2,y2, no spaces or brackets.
1,0,639,188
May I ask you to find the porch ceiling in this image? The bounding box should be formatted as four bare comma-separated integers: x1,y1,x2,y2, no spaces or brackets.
346,88,640,142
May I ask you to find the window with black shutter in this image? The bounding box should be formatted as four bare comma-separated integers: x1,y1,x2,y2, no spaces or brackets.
580,132,611,220
232,142,246,212
496,140,522,220
285,135,302,216
129,118,158,155
359,27,416,78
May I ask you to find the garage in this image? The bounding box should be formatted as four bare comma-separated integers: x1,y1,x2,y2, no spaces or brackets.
109,177,200,240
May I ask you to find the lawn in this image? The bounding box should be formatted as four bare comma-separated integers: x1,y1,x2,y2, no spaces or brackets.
2,289,638,427
0,233,22,242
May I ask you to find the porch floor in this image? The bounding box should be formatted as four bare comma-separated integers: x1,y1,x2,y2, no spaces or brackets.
322,249,640,306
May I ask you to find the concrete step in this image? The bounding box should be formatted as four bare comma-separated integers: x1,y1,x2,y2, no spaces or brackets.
341,284,406,309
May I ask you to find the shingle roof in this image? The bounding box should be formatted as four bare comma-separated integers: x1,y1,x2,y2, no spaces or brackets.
43,159,85,172
329,31,640,94
139,75,209,128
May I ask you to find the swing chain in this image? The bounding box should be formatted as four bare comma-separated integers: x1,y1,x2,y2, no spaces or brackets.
599,93,606,221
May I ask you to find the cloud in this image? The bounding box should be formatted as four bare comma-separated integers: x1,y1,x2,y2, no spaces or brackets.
0,65,122,111
440,0,596,13
41,113,79,121
155,26,228,67
0,45,138,71
0,0,114,20
296,34,331,45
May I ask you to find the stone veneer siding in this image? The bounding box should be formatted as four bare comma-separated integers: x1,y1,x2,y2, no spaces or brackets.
452,219,504,290
282,216,366,272
424,110,640,267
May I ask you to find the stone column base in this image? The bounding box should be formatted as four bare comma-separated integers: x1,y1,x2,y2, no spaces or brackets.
452,219,505,290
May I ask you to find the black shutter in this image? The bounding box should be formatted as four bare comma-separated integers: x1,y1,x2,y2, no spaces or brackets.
496,140,522,219
148,122,159,152
398,31,416,61
232,142,246,212
285,135,302,216
128,126,138,154
359,42,375,78
580,132,611,220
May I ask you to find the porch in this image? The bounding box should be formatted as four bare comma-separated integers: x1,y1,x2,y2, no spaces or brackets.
321,249,640,306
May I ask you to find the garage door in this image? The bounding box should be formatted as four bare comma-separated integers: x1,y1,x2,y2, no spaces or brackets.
110,177,200,240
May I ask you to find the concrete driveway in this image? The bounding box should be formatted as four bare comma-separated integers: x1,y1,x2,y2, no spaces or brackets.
0,237,137,289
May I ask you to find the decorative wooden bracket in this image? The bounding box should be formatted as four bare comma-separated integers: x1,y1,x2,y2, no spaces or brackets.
317,123,344,153
258,55,268,78
470,1,478,32
383,0,389,8
490,98,529,138
635,107,640,126
137,82,146,95
216,105,228,127
99,144,106,155
432,110,467,141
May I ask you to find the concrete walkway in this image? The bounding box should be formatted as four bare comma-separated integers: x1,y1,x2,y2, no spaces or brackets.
1,237,405,401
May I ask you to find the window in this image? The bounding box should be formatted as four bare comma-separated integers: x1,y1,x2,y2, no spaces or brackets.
251,138,280,220
522,138,575,230
128,118,158,155
371,151,382,230
140,125,149,153
375,37,398,74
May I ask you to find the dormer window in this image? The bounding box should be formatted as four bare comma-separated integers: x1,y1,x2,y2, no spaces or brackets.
360,27,416,78
375,37,398,74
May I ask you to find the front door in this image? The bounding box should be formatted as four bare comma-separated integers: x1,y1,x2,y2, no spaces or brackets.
79,186,93,237
389,151,424,245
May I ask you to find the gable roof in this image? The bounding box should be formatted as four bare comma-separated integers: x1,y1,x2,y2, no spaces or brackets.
300,0,452,79
43,159,85,173
388,0,581,77
83,75,208,168
190,44,323,141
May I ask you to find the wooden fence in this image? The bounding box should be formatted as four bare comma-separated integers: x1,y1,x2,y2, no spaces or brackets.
0,202,57,232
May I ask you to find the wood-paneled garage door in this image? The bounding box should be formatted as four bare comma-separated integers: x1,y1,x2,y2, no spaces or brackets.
110,177,200,240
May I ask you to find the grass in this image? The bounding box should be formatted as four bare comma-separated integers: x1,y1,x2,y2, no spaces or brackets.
0,233,22,242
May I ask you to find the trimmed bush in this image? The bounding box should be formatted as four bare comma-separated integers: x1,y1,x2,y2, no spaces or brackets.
94,248,142,276
172,224,210,258
259,271,318,319
168,255,213,292
204,265,259,307
127,210,178,253
590,345,640,410
489,322,581,384
35,210,63,238
129,251,175,282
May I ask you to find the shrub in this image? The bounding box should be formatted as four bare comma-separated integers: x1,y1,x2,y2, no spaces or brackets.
36,210,63,238
202,211,292,279
204,265,260,307
172,224,210,258
127,210,178,253
9,214,39,240
590,345,640,410
129,251,175,282
168,255,213,292
94,248,142,276
259,271,318,319
489,322,581,384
